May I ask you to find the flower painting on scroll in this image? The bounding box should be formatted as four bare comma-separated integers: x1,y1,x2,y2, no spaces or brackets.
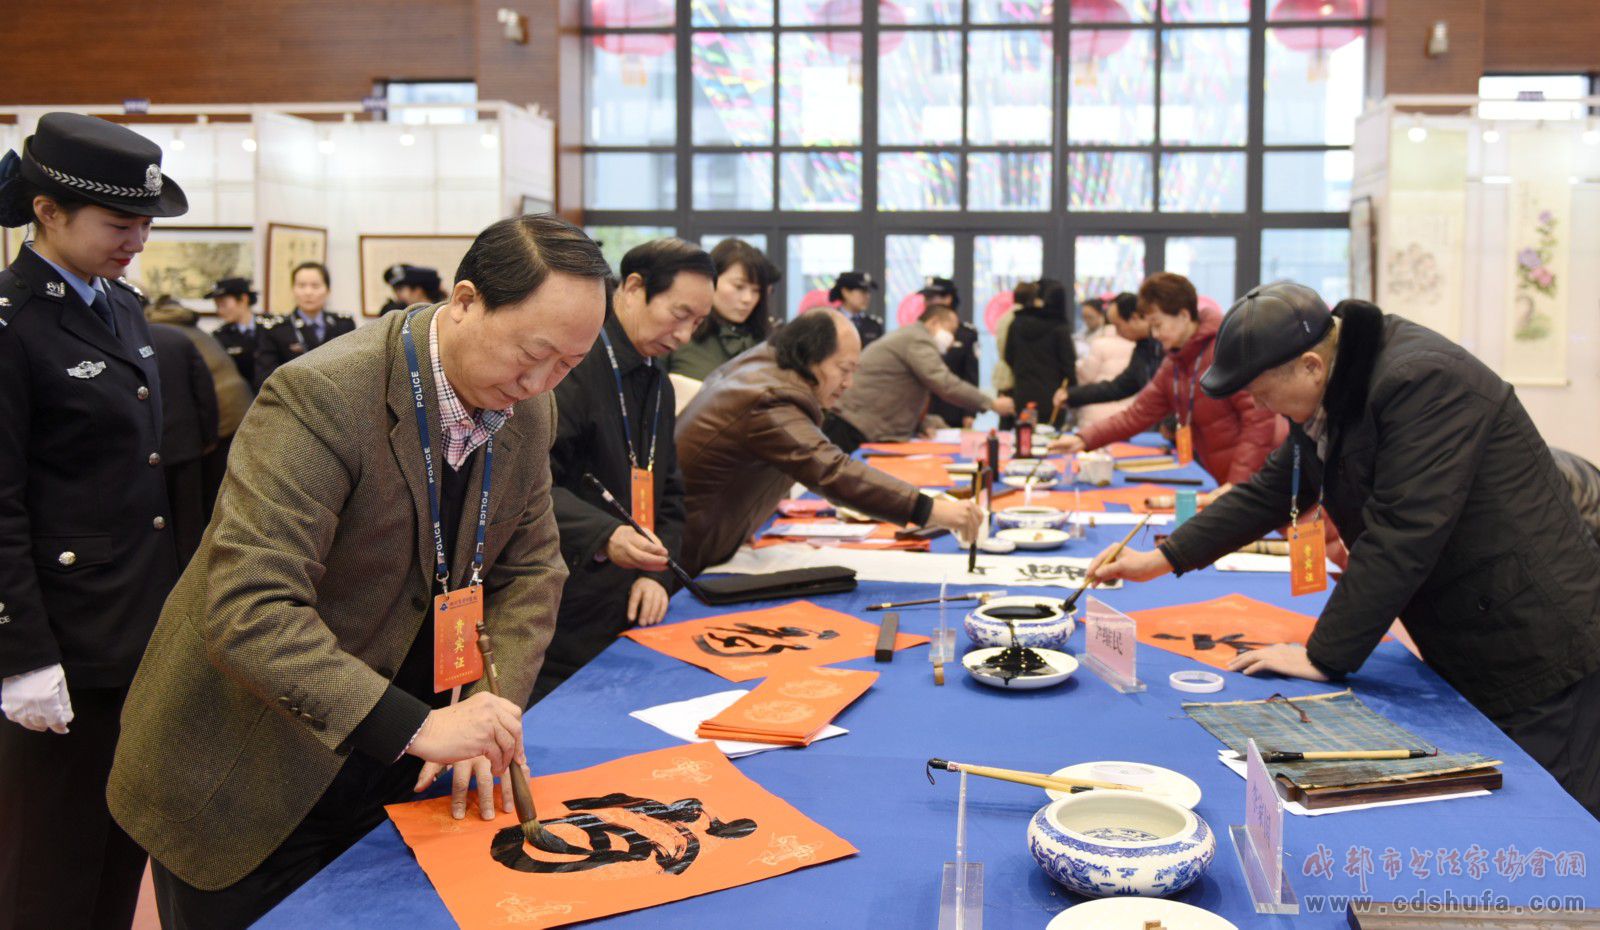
1513,209,1559,342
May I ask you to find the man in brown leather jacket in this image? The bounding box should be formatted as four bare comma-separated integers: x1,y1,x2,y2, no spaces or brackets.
675,309,981,574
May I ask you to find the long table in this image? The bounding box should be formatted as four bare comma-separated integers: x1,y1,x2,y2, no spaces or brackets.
261,445,1600,929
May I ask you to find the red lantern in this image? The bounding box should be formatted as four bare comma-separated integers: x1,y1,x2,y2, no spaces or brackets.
897,292,926,327
1060,0,1132,61
1268,0,1362,55
810,0,905,58
797,288,835,313
983,290,1014,335
590,0,675,56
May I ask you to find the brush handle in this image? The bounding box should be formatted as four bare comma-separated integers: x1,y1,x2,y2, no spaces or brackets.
1063,513,1151,609
476,622,538,827
951,761,1141,792
1265,749,1430,762
582,474,703,597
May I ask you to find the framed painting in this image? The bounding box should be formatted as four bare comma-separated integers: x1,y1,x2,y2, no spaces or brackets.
129,226,254,312
264,223,328,316
357,234,474,317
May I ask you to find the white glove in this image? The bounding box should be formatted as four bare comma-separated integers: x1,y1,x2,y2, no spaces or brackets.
1,664,74,734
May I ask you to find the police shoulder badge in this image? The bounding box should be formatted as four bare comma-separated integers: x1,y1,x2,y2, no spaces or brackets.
144,164,163,194
67,360,106,379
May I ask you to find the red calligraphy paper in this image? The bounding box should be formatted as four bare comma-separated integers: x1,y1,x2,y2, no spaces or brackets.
386,742,855,929
623,601,928,681
1128,594,1318,671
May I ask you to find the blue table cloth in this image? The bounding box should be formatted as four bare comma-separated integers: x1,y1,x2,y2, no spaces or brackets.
262,441,1600,929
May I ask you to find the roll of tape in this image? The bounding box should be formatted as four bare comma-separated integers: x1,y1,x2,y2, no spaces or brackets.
1169,670,1225,693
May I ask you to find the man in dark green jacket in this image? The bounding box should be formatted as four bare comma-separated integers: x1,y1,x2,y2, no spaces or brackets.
1091,281,1600,816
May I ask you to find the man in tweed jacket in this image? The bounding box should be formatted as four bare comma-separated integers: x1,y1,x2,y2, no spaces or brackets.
107,216,610,928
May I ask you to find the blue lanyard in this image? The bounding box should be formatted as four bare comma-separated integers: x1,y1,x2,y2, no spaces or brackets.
401,309,492,589
1289,438,1323,524
599,328,663,471
1171,354,1200,427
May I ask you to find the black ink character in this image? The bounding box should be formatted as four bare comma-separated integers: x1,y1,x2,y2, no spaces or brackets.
1153,632,1270,654
490,792,758,875
692,623,840,657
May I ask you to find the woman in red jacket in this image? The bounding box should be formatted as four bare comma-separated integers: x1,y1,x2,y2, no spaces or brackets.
1048,272,1282,496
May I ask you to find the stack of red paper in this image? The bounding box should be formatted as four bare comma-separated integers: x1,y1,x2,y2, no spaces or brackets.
696,667,877,746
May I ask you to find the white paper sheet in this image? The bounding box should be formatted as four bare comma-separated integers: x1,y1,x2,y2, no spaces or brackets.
768,522,877,540
630,689,848,758
1216,751,1488,816
705,544,1121,589
1068,512,1175,527
1213,553,1340,574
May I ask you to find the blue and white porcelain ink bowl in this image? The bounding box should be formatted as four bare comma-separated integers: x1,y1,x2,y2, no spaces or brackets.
1027,792,1215,898
964,596,1074,650
993,505,1069,532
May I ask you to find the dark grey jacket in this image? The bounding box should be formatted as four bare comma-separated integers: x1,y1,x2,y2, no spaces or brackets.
1161,301,1600,720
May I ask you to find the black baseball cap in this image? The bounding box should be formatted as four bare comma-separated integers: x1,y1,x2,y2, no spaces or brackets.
1200,280,1333,397
205,277,257,301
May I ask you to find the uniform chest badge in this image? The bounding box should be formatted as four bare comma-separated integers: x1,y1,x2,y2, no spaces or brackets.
67,360,106,379
0,297,10,306
225,345,242,355
46,282,66,298
139,345,155,358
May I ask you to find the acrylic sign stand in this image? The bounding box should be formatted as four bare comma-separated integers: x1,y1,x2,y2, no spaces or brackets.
937,769,983,930
931,579,956,680
1230,738,1299,914
1081,595,1146,693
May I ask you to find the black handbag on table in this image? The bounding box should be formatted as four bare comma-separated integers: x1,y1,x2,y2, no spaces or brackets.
688,566,858,606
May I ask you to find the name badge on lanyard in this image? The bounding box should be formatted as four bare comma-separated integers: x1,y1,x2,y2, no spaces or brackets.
601,329,662,535
1288,441,1328,597
401,310,490,692
1173,356,1199,467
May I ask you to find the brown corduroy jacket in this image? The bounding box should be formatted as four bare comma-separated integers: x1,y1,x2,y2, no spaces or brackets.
675,344,927,574
107,305,567,890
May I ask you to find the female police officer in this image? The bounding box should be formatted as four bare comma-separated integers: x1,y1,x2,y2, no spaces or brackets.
0,112,188,929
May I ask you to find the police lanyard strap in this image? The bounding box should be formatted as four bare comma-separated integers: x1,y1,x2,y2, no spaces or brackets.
598,328,663,472
1289,440,1323,525
1171,355,1200,427
401,309,492,589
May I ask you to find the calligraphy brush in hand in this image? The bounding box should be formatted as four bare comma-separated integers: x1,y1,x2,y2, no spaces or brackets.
474,621,576,855
582,473,708,602
1060,512,1151,613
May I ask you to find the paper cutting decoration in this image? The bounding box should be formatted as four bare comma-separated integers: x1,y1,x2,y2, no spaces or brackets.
387,742,855,929
1129,594,1318,672
623,601,928,681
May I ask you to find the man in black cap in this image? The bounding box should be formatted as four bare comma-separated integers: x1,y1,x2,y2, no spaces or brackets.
830,270,883,347
379,263,446,315
922,278,981,429
1090,281,1600,816
0,111,188,929
208,276,262,387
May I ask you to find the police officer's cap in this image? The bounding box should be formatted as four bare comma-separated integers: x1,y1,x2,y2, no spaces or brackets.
1,113,188,224
1200,280,1333,398
830,271,878,302
205,277,257,302
385,263,442,292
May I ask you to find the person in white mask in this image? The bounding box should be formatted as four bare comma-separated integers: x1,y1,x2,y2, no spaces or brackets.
823,303,1013,453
